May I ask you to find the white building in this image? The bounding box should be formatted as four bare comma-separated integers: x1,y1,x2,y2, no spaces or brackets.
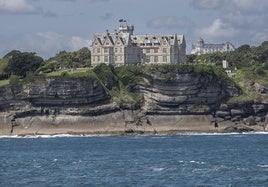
191,38,235,55
91,24,186,66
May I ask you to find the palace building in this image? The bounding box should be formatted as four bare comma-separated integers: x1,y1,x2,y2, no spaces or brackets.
191,37,235,55
91,24,186,66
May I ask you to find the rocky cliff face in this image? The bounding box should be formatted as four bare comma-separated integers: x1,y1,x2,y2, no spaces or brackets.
0,78,116,119
0,71,267,135
27,78,109,106
138,72,239,115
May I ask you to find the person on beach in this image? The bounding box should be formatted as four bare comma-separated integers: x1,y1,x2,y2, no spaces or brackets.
214,121,219,129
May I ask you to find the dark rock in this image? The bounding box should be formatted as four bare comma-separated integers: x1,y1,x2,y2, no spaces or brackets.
243,116,256,126
252,103,268,114
216,111,230,118
231,116,241,122
219,104,228,110
224,124,254,133
230,109,243,116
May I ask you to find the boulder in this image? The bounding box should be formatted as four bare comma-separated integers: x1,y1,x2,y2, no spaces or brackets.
224,124,254,133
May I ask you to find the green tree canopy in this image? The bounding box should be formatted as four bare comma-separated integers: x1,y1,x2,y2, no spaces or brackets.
6,51,44,77
44,47,91,70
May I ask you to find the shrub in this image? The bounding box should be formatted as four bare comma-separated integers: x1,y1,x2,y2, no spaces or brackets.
9,75,21,87
61,71,70,78
93,63,118,90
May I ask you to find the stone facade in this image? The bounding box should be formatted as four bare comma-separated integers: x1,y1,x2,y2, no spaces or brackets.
91,24,186,66
191,38,235,55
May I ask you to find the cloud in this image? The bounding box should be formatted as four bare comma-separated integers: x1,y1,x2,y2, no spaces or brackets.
190,0,222,9
230,0,268,13
0,0,37,14
197,18,239,40
0,32,91,58
147,16,193,29
68,36,91,51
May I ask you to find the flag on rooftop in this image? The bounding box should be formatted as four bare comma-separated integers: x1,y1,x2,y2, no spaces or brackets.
119,19,127,22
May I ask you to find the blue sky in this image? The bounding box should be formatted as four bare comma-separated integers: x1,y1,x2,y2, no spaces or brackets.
0,0,268,58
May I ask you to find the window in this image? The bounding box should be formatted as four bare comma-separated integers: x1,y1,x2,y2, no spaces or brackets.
154,48,158,53
120,56,123,61
104,56,108,62
120,48,122,53
104,48,109,53
163,56,167,62
97,48,100,53
146,56,150,63
154,56,158,63
97,56,100,62
146,48,150,53
115,56,118,61
115,48,118,53
163,48,167,53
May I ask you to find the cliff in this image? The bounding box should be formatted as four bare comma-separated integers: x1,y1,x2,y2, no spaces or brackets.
0,65,267,135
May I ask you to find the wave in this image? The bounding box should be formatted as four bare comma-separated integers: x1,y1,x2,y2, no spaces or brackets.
1,131,268,139
173,131,268,136
0,134,114,139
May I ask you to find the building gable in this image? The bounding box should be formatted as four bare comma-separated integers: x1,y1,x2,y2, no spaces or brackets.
91,36,102,47
103,34,114,46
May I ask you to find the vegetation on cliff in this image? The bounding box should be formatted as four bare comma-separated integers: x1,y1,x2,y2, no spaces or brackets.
187,41,268,103
1,41,268,106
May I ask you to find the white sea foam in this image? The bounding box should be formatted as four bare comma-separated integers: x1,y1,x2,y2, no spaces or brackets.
33,164,42,168
0,134,113,139
152,167,165,172
0,131,267,138
175,131,268,136
189,160,205,164
257,164,268,168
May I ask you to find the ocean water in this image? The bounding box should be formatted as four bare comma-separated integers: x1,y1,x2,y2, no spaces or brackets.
1,134,268,187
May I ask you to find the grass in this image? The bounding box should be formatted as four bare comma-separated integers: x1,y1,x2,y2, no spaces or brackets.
0,79,9,87
227,93,253,104
229,67,268,103
45,68,90,77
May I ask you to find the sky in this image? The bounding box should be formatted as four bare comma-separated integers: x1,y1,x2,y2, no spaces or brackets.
0,0,268,59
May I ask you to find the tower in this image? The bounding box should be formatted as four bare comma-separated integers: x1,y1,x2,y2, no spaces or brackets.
119,24,134,35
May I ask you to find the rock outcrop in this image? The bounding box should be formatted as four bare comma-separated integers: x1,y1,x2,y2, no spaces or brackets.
0,70,267,136
138,72,239,115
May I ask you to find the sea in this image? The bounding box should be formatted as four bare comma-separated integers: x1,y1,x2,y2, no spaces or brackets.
1,133,268,187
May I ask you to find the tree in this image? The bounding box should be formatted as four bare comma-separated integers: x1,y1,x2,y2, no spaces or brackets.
43,48,91,70
7,52,44,77
186,54,197,64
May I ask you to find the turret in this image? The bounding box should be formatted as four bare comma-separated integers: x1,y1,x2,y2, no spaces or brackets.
119,24,134,35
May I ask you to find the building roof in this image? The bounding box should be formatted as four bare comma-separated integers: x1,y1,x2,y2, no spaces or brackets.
92,32,184,47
